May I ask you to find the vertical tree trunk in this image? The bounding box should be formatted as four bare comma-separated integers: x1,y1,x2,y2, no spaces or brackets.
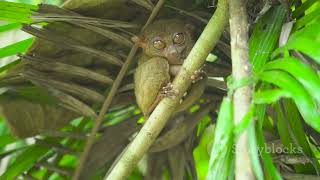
229,0,255,179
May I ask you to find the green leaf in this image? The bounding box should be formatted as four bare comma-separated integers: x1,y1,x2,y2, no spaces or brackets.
193,123,213,180
254,89,291,104
227,76,257,95
295,8,320,30
259,70,320,132
0,134,17,149
248,124,263,180
0,144,49,179
264,57,320,105
0,38,34,59
208,97,234,180
0,59,21,73
0,23,21,33
278,21,320,63
0,1,38,24
249,5,287,72
293,0,319,18
255,105,282,180
0,146,27,160
0,118,9,135
275,101,320,173
233,105,255,136
256,129,282,180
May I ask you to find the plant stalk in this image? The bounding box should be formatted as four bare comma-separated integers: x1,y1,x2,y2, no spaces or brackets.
229,0,255,179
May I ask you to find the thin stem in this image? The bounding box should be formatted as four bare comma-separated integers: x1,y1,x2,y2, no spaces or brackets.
164,5,208,23
229,0,255,179
105,0,228,179
72,1,166,179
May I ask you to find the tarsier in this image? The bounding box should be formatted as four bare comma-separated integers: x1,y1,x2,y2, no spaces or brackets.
133,19,207,118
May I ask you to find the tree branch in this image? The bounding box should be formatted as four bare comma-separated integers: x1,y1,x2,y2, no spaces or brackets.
229,0,255,179
105,0,228,179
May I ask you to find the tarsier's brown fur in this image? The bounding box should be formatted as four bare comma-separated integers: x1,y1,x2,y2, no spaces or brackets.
133,19,206,118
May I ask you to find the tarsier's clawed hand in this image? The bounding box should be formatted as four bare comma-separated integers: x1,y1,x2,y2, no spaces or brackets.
159,82,179,99
191,65,206,83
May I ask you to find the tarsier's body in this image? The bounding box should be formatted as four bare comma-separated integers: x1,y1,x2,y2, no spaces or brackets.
134,19,206,117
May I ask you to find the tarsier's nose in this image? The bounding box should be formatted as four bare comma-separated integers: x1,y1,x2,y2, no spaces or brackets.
165,48,181,64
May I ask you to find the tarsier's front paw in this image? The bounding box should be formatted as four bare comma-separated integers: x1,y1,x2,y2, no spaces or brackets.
191,65,206,83
160,83,179,98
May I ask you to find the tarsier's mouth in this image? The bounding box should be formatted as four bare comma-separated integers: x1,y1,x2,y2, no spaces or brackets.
169,48,188,64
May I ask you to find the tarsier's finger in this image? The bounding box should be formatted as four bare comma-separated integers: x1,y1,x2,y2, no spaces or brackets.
191,65,207,83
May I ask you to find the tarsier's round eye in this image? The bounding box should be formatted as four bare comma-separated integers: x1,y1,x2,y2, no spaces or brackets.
153,40,166,50
173,33,185,44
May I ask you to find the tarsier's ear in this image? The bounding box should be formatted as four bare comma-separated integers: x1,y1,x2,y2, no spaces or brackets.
131,36,147,49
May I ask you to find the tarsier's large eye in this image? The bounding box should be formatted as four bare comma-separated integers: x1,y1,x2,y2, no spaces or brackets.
173,33,185,44
153,40,166,50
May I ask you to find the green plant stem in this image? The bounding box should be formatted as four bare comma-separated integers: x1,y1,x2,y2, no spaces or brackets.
71,1,166,180
105,0,228,179
229,0,255,179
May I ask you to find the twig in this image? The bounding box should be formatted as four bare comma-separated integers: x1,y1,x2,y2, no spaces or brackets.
36,139,79,156
105,0,228,179
71,44,137,179
42,118,89,179
282,172,320,180
131,0,154,10
35,162,73,177
71,1,166,179
23,174,40,180
273,155,311,165
164,5,208,24
41,123,84,139
229,0,255,179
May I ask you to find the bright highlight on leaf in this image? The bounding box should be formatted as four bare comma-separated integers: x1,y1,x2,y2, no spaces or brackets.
0,23,21,33
0,38,34,59
259,70,320,132
274,21,320,63
0,1,38,24
207,97,234,180
264,57,320,104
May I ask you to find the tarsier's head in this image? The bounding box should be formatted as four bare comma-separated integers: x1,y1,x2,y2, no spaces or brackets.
132,19,195,65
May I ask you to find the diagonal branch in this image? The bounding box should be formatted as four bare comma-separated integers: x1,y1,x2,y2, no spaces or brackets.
105,0,229,179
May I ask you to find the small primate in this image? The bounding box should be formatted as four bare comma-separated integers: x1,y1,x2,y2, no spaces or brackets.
133,19,206,118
